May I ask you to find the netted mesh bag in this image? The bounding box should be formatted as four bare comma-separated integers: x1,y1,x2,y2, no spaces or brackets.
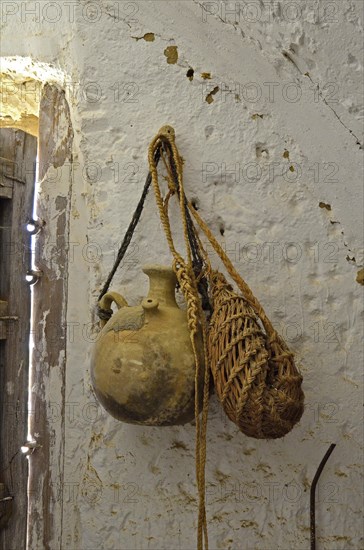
208,270,304,439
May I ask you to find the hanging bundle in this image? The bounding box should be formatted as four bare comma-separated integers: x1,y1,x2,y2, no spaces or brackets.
94,124,305,550
147,127,211,550
145,126,304,550
146,125,304,441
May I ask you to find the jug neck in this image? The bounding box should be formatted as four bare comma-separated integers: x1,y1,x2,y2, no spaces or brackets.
143,265,177,307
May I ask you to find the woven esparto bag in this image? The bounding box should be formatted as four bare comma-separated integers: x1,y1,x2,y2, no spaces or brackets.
189,209,305,440
208,270,304,439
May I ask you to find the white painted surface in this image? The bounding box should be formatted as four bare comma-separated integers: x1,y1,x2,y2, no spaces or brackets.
1,1,363,549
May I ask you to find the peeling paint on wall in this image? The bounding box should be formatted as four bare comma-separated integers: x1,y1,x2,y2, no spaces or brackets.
356,268,364,285
164,45,178,64
133,32,155,42
205,86,219,104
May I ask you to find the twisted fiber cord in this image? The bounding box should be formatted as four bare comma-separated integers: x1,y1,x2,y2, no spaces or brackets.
161,140,212,315
149,137,208,549
163,151,211,547
97,146,162,310
147,127,210,550
162,159,213,537
160,134,210,549
188,205,277,337
163,136,212,316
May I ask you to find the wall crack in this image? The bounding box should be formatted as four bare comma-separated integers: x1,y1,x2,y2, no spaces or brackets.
282,50,363,150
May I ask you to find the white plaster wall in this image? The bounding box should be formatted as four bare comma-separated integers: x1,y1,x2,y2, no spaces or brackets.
1,1,363,549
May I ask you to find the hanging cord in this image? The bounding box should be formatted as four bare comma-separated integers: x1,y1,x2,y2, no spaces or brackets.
96,146,162,320
148,126,211,550
184,201,280,338
157,146,279,335
159,137,213,546
161,140,212,315
310,443,336,550
94,126,212,550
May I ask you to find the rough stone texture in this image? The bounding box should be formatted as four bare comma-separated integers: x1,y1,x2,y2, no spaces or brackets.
0,57,65,135
1,1,363,549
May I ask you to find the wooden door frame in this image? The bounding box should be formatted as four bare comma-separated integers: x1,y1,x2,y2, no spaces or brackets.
0,129,37,550
0,82,73,550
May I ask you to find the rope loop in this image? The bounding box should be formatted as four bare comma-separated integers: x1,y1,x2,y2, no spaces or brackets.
148,126,211,550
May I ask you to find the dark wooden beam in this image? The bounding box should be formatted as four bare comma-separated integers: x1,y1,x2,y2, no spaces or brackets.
0,128,37,550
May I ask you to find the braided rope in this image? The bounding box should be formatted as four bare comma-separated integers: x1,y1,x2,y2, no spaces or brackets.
148,126,210,550
147,124,304,545
96,146,162,320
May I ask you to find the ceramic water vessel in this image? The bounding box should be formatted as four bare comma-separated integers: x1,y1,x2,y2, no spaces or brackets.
91,264,205,425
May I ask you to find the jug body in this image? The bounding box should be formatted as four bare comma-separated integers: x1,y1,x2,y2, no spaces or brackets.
91,265,205,425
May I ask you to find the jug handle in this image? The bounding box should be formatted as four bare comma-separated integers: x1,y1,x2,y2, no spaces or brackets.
98,291,128,327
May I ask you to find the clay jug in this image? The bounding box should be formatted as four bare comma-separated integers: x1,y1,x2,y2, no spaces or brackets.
91,264,205,425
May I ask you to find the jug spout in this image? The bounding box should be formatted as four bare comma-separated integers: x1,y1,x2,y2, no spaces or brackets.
142,264,177,307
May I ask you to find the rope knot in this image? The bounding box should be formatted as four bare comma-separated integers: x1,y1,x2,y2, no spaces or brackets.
96,304,113,321
167,177,177,194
